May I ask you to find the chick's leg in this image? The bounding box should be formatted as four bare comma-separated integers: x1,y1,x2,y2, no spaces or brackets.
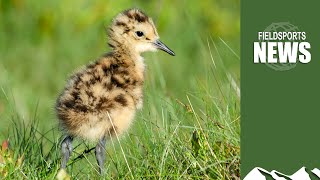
61,136,73,169
95,136,106,174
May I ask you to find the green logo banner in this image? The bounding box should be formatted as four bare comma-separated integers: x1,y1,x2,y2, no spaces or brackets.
241,0,320,179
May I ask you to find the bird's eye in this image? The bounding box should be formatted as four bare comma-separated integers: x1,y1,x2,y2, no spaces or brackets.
136,31,144,37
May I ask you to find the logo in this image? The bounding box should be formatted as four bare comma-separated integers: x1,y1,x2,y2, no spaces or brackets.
244,167,320,180
254,22,311,71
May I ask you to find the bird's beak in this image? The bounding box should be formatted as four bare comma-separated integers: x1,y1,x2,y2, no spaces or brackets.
153,39,175,56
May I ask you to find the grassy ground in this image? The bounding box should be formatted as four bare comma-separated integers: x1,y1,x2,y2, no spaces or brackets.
0,0,240,179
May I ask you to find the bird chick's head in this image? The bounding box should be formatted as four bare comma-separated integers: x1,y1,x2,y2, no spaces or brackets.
108,9,175,56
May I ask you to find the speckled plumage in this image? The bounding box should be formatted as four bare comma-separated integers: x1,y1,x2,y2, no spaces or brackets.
55,9,174,174
56,52,144,141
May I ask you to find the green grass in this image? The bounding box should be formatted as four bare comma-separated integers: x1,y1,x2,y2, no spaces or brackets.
0,0,239,179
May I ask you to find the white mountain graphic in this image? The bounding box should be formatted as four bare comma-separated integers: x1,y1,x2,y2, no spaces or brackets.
244,167,320,180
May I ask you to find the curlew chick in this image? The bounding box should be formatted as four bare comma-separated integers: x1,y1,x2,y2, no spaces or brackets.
55,9,175,174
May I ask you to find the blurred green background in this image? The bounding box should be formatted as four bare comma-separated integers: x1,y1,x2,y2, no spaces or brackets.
0,0,239,133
